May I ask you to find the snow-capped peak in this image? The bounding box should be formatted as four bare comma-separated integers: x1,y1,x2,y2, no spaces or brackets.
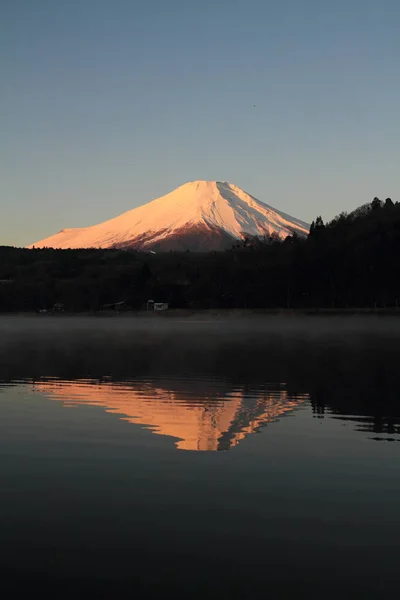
28,181,309,251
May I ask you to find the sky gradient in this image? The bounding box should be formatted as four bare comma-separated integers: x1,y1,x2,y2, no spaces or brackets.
1,0,399,246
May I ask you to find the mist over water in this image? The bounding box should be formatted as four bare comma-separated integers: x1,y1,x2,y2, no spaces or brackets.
1,316,400,597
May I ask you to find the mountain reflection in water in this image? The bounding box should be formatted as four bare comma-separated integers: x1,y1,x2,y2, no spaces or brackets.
34,378,308,450
1,316,400,445
2,318,400,599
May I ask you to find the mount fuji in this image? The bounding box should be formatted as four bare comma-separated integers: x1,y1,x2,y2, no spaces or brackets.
28,181,309,252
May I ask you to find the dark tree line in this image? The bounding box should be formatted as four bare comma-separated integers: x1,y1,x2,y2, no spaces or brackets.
1,196,400,312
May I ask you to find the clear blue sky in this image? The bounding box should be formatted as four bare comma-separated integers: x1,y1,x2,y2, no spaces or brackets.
1,0,399,246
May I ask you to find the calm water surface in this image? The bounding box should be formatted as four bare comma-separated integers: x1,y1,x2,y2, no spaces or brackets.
1,316,400,598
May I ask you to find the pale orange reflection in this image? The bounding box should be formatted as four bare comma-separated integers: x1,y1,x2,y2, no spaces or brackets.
35,379,308,451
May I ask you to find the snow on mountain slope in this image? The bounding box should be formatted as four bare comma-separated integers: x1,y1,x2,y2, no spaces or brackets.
28,181,309,251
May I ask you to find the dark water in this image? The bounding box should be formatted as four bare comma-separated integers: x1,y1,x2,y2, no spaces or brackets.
1,316,400,599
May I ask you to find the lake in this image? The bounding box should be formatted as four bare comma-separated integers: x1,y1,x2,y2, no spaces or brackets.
1,316,400,598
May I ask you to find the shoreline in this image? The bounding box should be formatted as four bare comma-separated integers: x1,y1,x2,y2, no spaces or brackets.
2,308,400,318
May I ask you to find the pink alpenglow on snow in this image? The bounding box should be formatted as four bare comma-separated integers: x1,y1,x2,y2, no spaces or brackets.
28,181,309,252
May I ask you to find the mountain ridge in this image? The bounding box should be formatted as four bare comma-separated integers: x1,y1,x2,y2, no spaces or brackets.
28,180,309,251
